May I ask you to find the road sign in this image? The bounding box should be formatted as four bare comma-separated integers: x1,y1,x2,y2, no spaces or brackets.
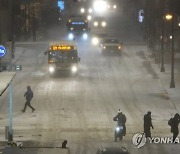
0,45,6,58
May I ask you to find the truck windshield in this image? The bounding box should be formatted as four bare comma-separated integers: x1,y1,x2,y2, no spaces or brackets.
68,22,88,29
49,50,78,62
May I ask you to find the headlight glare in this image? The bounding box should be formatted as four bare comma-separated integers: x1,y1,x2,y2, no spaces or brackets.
87,15,92,21
94,21,98,27
88,8,92,13
49,66,55,73
82,33,88,40
80,8,85,13
68,33,74,40
101,21,106,27
116,127,120,132
92,37,99,45
71,65,78,73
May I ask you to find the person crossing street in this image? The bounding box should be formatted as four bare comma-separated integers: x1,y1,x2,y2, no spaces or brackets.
22,86,35,113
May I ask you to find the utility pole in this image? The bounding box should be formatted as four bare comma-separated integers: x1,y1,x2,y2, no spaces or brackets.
10,0,15,58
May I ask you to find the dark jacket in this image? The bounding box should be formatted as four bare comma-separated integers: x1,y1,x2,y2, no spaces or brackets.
24,89,33,101
171,115,180,133
114,112,126,124
144,113,153,130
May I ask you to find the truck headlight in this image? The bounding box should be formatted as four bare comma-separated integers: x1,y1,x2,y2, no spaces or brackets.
92,37,99,45
94,21,98,27
87,15,92,21
88,8,92,13
49,66,55,73
101,21,106,27
68,33,74,40
80,8,85,13
71,65,78,73
82,33,88,40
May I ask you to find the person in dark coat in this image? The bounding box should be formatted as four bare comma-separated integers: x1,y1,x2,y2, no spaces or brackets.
22,86,35,112
62,140,67,148
113,109,127,136
144,111,153,138
170,113,180,143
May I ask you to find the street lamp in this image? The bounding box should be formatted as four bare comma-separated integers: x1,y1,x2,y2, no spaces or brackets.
160,12,172,73
160,15,165,72
165,14,173,20
170,0,175,88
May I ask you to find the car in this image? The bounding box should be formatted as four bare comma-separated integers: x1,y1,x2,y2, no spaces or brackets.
93,17,107,28
106,0,118,12
100,37,123,55
96,147,129,154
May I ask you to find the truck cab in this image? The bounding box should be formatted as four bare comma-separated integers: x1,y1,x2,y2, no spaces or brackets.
66,15,89,40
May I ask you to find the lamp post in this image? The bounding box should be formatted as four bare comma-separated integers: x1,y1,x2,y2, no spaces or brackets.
170,0,175,88
160,15,165,72
161,13,173,72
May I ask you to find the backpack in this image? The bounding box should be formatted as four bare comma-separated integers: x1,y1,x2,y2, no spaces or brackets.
168,118,173,126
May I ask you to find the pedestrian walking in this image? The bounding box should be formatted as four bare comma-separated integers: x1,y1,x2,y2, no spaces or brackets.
22,86,35,113
144,111,154,138
168,113,180,143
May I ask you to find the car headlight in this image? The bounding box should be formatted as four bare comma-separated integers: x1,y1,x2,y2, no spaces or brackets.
101,21,106,27
107,5,110,9
68,33,74,40
71,65,78,73
80,8,85,13
103,46,106,49
88,8,92,13
49,66,55,73
113,5,117,9
94,21,98,27
87,15,92,21
70,27,74,30
118,46,121,49
82,33,88,40
92,37,99,45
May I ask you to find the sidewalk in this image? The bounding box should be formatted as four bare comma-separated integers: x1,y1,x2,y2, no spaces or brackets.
145,49,180,113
